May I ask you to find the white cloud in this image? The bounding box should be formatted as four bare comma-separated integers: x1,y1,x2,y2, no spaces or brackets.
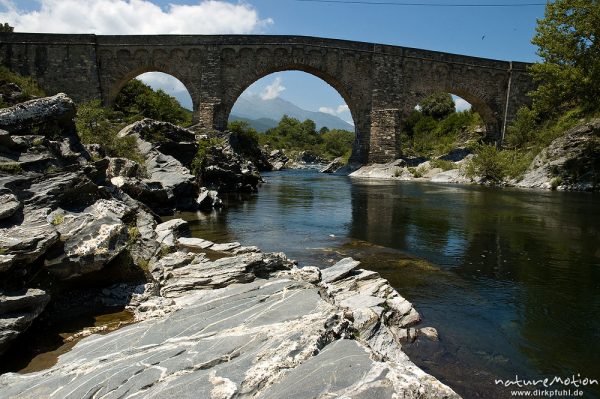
336,104,349,114
0,0,273,34
137,72,187,92
454,97,472,112
260,77,285,100
319,104,350,116
319,106,336,115
137,72,193,109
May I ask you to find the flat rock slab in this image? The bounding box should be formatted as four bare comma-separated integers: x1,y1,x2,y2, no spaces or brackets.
178,237,214,249
321,257,361,283
211,242,242,252
339,294,387,310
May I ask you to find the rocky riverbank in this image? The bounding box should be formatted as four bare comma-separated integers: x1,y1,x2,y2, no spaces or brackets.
0,92,459,397
346,119,599,192
0,226,459,398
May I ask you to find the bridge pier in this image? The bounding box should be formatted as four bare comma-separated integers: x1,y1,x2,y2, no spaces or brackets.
368,109,402,164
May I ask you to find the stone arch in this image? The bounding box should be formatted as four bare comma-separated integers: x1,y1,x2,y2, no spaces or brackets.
403,86,500,140
219,64,368,161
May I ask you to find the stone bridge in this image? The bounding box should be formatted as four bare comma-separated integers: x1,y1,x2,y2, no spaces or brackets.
0,33,534,163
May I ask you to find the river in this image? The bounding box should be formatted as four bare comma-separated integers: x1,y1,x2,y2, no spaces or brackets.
176,169,600,399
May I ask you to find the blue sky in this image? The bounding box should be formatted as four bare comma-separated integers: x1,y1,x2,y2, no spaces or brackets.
2,0,548,122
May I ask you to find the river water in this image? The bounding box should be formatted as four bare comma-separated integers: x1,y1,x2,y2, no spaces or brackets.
177,169,600,399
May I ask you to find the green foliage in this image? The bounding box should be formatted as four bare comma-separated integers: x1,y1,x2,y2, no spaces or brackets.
75,100,144,163
0,66,45,106
506,105,583,150
0,23,13,33
259,115,355,161
408,165,428,178
127,226,140,247
227,120,262,160
191,137,224,175
51,214,64,226
403,107,483,158
430,159,457,171
0,162,22,174
420,92,456,120
530,0,600,116
322,129,355,158
551,176,563,190
464,144,533,183
113,79,192,126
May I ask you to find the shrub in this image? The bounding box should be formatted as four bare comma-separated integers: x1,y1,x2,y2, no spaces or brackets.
430,159,456,171
113,79,192,126
465,144,507,183
75,100,144,164
0,66,45,106
191,137,224,175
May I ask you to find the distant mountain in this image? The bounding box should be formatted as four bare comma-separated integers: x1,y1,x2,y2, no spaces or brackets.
229,94,354,132
229,114,279,132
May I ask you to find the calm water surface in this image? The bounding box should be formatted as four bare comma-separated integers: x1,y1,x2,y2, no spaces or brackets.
178,169,600,399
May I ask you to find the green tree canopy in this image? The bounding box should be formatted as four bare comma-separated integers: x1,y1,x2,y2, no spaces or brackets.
113,79,192,126
419,92,456,120
0,23,14,33
530,0,600,115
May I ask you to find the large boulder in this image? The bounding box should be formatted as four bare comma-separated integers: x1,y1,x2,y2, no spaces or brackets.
117,120,201,213
0,93,76,136
43,199,134,279
200,139,262,193
515,119,600,191
267,149,289,171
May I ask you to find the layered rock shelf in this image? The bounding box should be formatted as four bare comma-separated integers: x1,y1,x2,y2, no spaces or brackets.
0,226,459,398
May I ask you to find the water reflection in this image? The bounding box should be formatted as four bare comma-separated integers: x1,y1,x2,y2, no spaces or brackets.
183,170,600,399
348,179,600,398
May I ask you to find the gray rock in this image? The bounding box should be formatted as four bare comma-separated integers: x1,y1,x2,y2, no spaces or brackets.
0,192,20,219
0,254,15,273
43,199,132,279
0,252,458,399
0,93,75,135
155,219,189,247
107,157,143,179
419,327,439,341
197,187,222,209
320,156,345,173
117,120,200,213
514,119,600,191
321,257,361,283
211,242,242,252
0,288,50,355
178,237,214,250
339,294,387,309
0,207,59,265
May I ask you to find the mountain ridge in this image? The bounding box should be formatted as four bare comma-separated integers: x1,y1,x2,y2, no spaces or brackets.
229,94,354,132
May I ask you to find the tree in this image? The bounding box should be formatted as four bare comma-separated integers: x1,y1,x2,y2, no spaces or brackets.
419,92,455,120
530,0,600,115
0,23,14,33
113,79,192,126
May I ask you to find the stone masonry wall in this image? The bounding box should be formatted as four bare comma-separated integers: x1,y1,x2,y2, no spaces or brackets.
0,33,534,164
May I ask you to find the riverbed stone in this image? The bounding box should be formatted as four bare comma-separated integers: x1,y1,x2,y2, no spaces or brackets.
177,236,214,250
321,257,361,283
0,192,20,220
